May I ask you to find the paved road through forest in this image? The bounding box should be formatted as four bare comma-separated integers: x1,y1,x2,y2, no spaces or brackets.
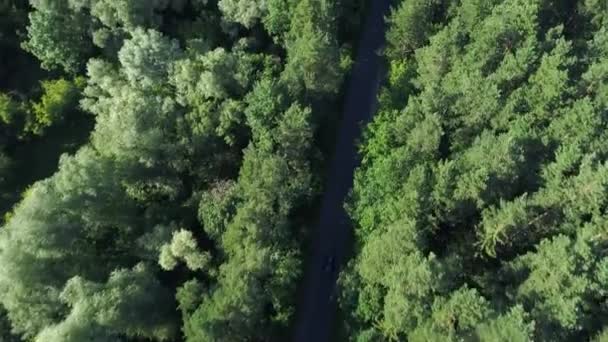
292,1,392,341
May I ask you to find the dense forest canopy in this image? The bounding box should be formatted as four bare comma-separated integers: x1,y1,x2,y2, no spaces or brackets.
4,0,608,341
0,0,364,340
341,0,608,341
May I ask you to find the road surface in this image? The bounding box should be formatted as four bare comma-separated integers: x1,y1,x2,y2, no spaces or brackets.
292,1,392,341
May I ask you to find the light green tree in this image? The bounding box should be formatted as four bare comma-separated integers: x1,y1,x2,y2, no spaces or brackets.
23,0,92,73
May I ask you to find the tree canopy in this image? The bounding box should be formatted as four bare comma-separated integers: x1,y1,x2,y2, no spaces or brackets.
341,0,608,341
0,0,365,340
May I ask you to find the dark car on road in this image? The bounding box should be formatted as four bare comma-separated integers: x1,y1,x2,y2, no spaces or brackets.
323,255,336,274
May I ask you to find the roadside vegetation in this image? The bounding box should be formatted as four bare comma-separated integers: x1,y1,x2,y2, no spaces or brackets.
341,0,608,341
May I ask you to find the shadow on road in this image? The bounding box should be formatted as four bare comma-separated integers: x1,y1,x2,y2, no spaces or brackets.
292,1,393,341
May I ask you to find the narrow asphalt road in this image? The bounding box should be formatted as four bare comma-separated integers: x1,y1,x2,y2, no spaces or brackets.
292,1,392,341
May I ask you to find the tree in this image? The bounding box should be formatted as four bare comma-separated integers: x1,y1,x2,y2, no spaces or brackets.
198,180,238,240
27,78,83,135
171,47,264,143
0,147,138,338
159,229,211,271
0,93,20,127
23,1,93,73
35,263,177,342
87,0,170,30
385,0,439,60
83,57,184,168
118,28,182,89
218,0,266,28
474,306,534,342
263,0,296,39
283,0,344,95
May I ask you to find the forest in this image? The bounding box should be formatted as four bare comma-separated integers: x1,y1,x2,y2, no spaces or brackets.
0,0,364,340
3,0,608,341
341,0,608,341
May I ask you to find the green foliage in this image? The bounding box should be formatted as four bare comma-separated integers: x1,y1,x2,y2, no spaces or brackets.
218,0,266,28
27,78,83,135
118,28,182,89
179,96,317,339
594,328,608,342
385,0,440,60
83,57,183,167
343,0,608,341
579,0,608,27
0,0,355,340
87,0,170,30
159,229,211,271
22,1,92,73
283,0,344,94
35,263,177,342
263,0,296,39
0,93,18,125
475,306,534,342
198,180,238,240
0,147,137,338
1,79,83,137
